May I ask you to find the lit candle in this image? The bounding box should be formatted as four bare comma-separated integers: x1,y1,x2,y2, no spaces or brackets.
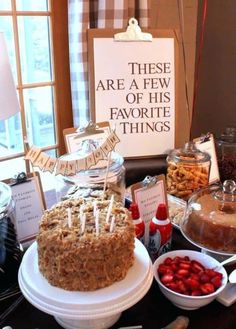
81,213,86,234
105,194,114,224
110,215,116,233
95,209,100,237
67,207,72,228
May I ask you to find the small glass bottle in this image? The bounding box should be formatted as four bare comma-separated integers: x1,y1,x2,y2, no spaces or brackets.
216,127,236,182
148,203,172,262
129,202,145,244
166,142,211,200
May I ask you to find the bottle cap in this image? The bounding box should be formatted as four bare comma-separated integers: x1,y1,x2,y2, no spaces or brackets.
129,202,140,220
156,203,168,220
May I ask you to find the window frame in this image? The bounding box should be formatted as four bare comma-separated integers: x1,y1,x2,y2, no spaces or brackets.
0,0,72,171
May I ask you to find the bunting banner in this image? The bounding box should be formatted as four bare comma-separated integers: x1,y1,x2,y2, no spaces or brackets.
25,130,120,176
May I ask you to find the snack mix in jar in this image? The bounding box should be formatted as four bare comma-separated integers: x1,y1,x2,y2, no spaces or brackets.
166,142,211,200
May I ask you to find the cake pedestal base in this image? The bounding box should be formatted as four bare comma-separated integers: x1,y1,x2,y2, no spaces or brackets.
18,240,153,329
55,313,121,329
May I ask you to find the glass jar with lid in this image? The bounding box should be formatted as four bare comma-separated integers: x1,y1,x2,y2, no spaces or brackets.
166,142,211,200
181,180,236,256
56,140,126,204
215,127,236,182
0,182,22,294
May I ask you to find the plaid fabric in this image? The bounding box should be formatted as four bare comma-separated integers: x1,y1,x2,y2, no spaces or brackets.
68,0,150,127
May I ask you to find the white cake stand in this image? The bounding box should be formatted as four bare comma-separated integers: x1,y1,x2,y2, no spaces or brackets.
18,239,153,329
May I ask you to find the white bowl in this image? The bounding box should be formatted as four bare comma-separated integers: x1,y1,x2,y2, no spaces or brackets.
153,250,228,310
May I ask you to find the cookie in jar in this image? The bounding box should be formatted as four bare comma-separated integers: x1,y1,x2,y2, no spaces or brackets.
166,142,211,200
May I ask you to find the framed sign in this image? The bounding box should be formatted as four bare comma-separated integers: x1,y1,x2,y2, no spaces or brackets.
4,172,45,247
88,26,179,158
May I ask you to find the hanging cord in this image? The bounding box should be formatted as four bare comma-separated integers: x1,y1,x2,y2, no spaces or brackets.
191,0,208,138
177,0,191,130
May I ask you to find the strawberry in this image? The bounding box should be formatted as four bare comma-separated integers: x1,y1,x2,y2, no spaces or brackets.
165,282,179,292
185,278,200,290
179,262,191,270
191,260,205,273
164,257,173,265
200,273,210,283
161,273,174,284
176,280,188,294
158,264,172,275
211,276,222,289
176,269,189,277
191,289,202,296
200,283,215,295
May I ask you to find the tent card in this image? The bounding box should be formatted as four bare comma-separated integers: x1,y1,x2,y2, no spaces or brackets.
63,121,111,154
131,175,168,247
88,29,178,158
194,133,220,184
9,173,45,247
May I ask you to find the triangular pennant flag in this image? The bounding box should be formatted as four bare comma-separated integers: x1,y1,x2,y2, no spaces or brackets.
100,139,113,156
86,152,96,169
25,146,41,164
66,160,77,176
94,147,105,162
76,158,87,172
44,157,57,173
55,159,68,176
107,131,120,148
33,152,49,170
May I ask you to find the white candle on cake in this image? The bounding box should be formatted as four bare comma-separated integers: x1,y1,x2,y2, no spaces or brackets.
110,215,116,233
105,194,114,224
95,209,100,237
93,200,97,217
79,204,84,223
81,213,86,234
67,207,72,228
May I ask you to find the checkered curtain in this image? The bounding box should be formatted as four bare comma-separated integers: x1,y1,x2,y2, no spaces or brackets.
68,0,150,127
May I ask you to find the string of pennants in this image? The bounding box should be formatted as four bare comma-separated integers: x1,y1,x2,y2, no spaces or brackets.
25,130,120,176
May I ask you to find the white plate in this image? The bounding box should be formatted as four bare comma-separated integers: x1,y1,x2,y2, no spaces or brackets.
18,239,153,319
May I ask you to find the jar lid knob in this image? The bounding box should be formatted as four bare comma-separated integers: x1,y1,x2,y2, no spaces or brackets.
223,180,236,194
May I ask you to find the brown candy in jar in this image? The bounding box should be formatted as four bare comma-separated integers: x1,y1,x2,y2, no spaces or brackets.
216,127,236,182
166,142,211,200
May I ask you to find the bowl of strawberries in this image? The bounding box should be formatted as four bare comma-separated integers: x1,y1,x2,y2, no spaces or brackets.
153,250,228,310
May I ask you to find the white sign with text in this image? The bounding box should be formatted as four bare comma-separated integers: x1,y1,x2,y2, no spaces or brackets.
12,178,44,244
93,38,175,157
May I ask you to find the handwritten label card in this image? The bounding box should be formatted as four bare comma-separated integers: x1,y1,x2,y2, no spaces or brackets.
194,134,220,184
11,174,45,246
131,175,168,246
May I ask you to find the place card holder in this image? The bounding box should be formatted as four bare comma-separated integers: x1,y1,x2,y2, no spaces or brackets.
194,133,220,184
3,171,45,248
130,174,168,247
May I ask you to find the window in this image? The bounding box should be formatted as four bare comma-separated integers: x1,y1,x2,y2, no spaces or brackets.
0,0,72,187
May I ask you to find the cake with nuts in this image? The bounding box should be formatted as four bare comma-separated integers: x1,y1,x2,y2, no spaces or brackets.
37,198,135,291
183,193,236,253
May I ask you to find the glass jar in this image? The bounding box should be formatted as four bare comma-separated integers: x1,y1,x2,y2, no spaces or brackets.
56,142,126,204
166,142,211,200
0,182,22,294
181,180,236,255
216,127,236,182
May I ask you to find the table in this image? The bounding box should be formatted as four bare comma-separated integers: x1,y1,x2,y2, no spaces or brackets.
1,229,236,329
